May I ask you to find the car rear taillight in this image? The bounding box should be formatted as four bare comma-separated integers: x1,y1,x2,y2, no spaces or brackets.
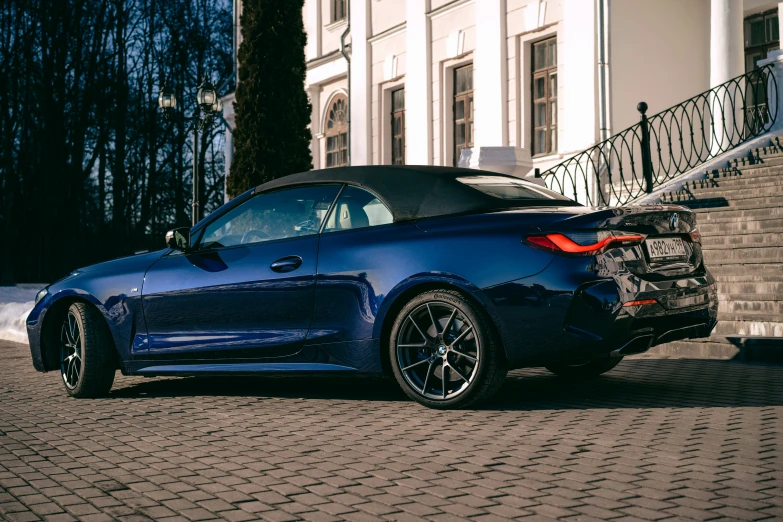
622,299,658,307
523,231,646,256
687,229,702,244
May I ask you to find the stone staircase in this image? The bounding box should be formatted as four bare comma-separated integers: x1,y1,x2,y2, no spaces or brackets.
652,136,783,362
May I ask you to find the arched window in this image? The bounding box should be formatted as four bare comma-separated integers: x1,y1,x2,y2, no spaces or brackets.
325,94,348,168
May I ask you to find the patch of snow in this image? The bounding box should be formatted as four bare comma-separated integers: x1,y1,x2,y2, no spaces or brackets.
0,285,43,345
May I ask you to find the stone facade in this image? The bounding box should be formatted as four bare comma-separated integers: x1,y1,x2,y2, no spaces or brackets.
222,0,783,193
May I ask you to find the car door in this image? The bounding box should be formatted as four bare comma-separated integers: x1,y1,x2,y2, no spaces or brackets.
141,184,341,360
308,185,398,350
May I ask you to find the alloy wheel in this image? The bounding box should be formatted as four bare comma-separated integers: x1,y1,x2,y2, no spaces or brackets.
395,302,480,400
60,311,82,390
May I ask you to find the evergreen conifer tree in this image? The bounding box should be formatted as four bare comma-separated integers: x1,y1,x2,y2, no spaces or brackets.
228,0,312,197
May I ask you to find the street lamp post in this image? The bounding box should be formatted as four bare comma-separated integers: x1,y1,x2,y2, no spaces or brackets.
158,77,224,226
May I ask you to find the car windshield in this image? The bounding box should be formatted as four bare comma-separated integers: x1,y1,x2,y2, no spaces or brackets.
456,175,573,202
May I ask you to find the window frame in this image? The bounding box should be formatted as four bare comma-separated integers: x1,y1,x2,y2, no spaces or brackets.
332,0,347,23
531,36,558,157
391,88,405,165
744,10,780,72
190,184,344,253
453,64,474,165
325,93,349,168
321,184,396,235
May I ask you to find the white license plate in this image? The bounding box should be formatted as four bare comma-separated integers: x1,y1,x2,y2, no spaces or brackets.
646,237,687,261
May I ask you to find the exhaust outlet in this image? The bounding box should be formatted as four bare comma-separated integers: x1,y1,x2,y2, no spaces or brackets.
610,334,654,358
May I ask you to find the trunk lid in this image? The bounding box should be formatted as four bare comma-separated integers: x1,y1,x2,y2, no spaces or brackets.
528,205,702,277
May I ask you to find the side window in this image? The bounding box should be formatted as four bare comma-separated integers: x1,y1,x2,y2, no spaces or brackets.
197,185,341,250
323,186,393,233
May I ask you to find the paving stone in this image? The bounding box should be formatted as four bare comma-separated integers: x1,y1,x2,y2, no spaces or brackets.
0,340,781,522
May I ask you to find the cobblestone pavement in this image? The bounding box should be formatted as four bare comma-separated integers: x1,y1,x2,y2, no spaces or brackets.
1,340,782,522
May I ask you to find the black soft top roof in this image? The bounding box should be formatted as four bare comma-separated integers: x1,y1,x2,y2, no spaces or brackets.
255,165,575,222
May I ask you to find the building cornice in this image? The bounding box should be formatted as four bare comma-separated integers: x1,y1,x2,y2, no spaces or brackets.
306,49,346,70
508,21,558,39
325,18,348,33
428,0,474,20
368,22,406,45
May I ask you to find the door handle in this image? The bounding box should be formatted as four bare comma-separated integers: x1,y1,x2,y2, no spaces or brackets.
270,256,303,273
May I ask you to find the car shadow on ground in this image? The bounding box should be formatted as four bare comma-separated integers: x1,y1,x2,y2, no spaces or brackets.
108,358,783,410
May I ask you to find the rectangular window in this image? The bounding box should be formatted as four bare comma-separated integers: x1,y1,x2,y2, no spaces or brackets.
333,0,347,22
744,10,779,71
326,133,347,168
454,64,474,165
743,11,778,134
532,37,557,156
391,88,405,165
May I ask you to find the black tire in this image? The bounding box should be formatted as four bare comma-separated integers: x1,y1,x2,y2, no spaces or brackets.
389,289,507,409
545,356,622,378
59,302,117,398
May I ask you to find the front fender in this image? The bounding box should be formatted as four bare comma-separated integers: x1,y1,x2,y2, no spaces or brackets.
26,263,152,372
27,288,106,372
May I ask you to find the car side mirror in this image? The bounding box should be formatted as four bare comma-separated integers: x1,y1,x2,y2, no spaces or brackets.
165,227,191,251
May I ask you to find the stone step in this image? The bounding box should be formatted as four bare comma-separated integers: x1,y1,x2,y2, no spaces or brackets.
712,280,783,295
708,262,783,276
714,273,783,282
672,195,783,210
718,310,783,323
708,259,783,271
730,150,783,167
692,205,783,222
718,297,783,314
661,192,783,208
704,164,783,180
684,174,783,192
700,218,783,234
713,319,783,337
700,232,783,246
660,182,783,202
740,155,783,168
718,292,783,303
647,336,783,362
752,146,783,158
701,245,783,262
668,179,783,198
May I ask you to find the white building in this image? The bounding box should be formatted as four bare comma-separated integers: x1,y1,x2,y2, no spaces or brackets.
223,0,783,185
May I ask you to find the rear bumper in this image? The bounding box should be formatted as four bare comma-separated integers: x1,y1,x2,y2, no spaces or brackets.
606,307,717,358
486,257,718,368
565,269,718,354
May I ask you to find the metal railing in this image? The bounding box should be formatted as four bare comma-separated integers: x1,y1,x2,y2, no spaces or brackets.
541,64,778,206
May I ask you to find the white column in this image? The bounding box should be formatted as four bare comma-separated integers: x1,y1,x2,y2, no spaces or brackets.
307,85,321,169
561,0,596,152
473,0,507,146
761,2,783,132
349,0,371,165
558,0,598,202
780,2,783,35
304,0,321,61
710,0,744,87
460,0,533,178
710,0,744,152
405,0,432,165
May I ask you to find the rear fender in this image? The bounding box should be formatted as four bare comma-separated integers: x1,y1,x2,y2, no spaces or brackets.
373,273,511,361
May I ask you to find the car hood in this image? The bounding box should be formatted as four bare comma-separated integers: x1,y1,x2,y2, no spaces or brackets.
74,249,167,275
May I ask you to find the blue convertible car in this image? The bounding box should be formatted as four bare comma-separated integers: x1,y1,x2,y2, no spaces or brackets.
27,166,717,408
